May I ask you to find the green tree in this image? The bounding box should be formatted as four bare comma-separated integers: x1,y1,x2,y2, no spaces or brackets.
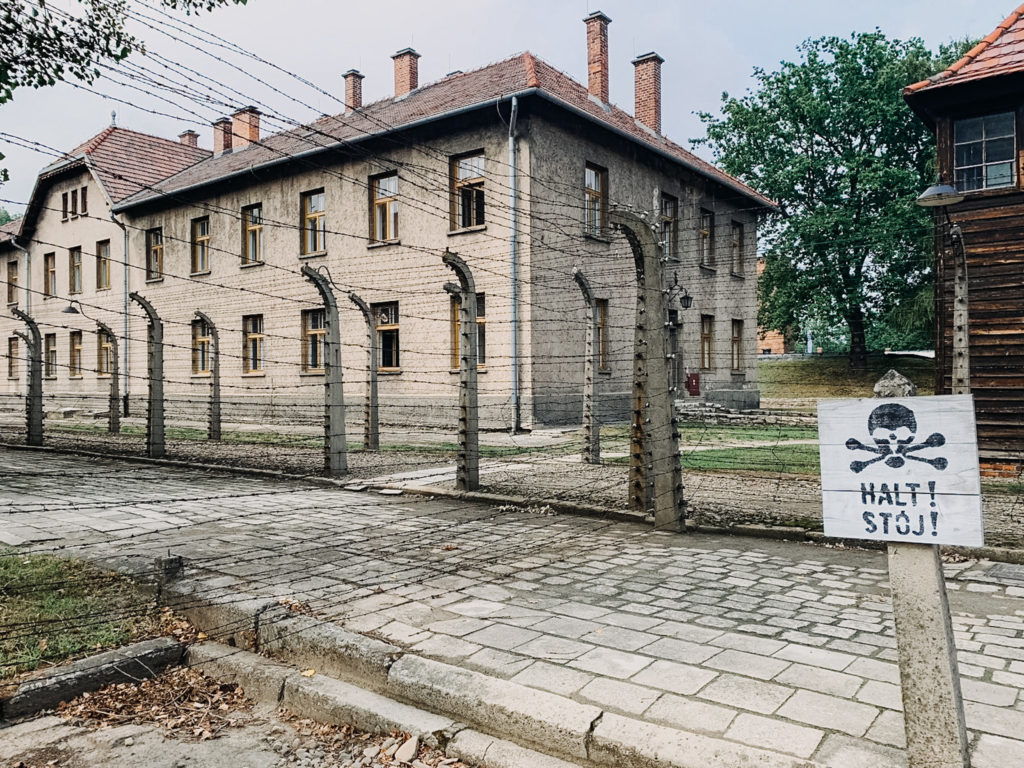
0,207,11,226
698,32,971,371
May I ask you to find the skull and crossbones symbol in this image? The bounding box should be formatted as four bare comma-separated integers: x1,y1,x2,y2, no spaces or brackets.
846,403,948,473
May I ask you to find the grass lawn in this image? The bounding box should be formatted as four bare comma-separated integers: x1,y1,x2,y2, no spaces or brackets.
759,354,935,399
0,548,156,680
681,444,821,474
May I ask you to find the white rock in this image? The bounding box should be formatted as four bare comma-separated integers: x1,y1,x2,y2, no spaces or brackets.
362,745,380,758
394,736,418,763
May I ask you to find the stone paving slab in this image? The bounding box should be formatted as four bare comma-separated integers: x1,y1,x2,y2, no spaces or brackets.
3,447,1024,766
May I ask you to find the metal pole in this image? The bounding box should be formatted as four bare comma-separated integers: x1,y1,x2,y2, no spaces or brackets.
195,310,220,441
442,249,479,492
611,210,685,530
129,292,164,459
572,267,600,463
347,291,379,451
93,319,120,434
302,265,347,476
12,307,42,446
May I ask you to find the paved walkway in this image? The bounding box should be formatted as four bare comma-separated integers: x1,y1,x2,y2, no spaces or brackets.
3,447,1024,766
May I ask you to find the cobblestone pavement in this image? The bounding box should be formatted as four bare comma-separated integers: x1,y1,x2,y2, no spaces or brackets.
4,447,1024,766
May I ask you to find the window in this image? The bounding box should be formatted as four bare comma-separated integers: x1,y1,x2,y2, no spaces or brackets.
61,192,69,221
301,190,326,254
192,320,212,374
660,194,678,260
69,331,82,377
146,228,163,280
596,298,610,371
954,112,1015,192
80,186,88,216
451,293,486,368
242,314,264,373
730,221,745,275
44,253,56,297
301,309,325,372
69,247,82,294
699,209,715,267
373,302,400,370
700,315,714,370
242,204,263,264
584,163,608,237
44,333,56,377
7,260,17,304
96,240,111,290
731,319,744,371
8,337,18,378
191,217,210,274
451,152,485,229
371,174,398,243
97,330,113,376
70,188,78,218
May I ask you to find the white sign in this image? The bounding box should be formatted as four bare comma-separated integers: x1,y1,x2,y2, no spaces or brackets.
818,395,983,546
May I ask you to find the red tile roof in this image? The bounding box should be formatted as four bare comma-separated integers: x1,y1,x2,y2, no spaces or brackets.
44,126,210,203
0,217,23,244
117,52,774,211
905,4,1024,93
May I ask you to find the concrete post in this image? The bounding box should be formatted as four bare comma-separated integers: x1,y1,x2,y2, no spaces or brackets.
572,267,600,463
12,308,42,446
129,293,164,459
347,291,380,451
442,249,479,492
875,370,969,768
950,225,970,397
301,265,347,476
194,310,220,441
93,319,120,434
611,210,685,530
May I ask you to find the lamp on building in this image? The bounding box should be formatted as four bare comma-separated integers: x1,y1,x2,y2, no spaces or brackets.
62,302,81,314
916,182,964,208
62,299,122,429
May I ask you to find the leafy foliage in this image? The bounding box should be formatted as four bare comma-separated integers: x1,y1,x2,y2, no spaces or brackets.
698,32,974,369
0,206,11,226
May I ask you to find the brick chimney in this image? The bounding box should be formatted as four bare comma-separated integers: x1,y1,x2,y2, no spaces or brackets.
212,117,232,155
392,48,420,97
584,11,611,103
178,130,199,148
344,69,364,110
632,52,664,134
231,106,261,149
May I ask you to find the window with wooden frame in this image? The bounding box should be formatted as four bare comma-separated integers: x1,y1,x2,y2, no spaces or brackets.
371,173,398,243
372,301,400,370
69,331,82,377
44,253,56,297
242,314,264,373
70,188,78,218
192,319,212,375
80,186,88,216
699,209,715,267
731,319,744,371
145,228,163,280
7,260,17,305
301,190,326,254
69,246,82,294
8,337,18,379
97,330,113,377
96,240,111,290
301,309,325,373
451,152,485,230
242,204,263,264
451,293,486,369
700,314,714,370
660,194,678,260
954,112,1015,192
44,333,56,377
191,217,211,274
730,221,745,276
596,298,610,371
61,192,69,221
584,163,608,237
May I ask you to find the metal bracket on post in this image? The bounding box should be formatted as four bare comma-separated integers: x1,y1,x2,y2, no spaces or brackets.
950,224,970,397
93,319,120,434
12,307,42,446
129,292,164,459
442,249,479,492
194,310,220,441
302,265,347,477
610,210,685,531
348,291,379,451
572,267,600,464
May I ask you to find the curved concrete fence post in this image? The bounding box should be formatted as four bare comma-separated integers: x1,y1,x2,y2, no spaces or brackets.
347,291,379,451
194,310,220,441
442,249,479,492
572,267,600,464
93,318,120,434
128,292,165,459
12,307,42,446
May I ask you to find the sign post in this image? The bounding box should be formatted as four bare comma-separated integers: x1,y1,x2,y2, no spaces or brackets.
818,371,974,768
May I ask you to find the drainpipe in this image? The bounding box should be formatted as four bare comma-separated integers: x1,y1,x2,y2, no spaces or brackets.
110,212,129,415
11,237,29,313
508,95,521,433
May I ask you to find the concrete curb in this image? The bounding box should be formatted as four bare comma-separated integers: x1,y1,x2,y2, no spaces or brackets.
0,637,185,720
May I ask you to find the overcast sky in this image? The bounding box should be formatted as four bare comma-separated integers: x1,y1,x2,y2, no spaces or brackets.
0,0,1014,216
